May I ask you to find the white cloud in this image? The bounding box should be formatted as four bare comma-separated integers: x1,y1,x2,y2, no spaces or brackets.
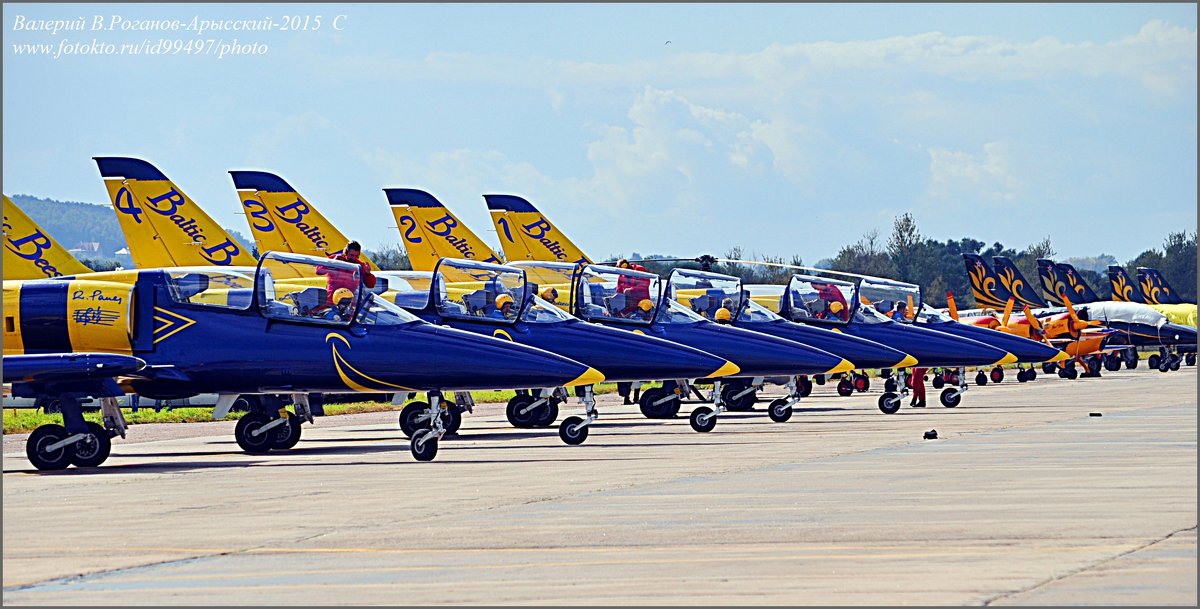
926,142,1023,204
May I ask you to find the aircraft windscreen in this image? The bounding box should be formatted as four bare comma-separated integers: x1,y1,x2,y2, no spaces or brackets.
381,271,433,310
256,252,365,325
917,304,955,323
165,269,255,309
657,298,707,325
521,296,574,323
574,264,661,323
854,303,894,325
738,299,785,323
434,259,526,322
356,292,421,326
783,275,855,323
669,269,743,322
858,277,922,324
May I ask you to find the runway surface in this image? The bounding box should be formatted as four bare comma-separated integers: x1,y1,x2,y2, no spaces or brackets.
3,367,1196,605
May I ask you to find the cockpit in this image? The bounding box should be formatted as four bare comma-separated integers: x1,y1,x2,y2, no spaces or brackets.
775,274,857,324
666,268,743,324
432,259,527,323
254,252,419,326
573,263,662,324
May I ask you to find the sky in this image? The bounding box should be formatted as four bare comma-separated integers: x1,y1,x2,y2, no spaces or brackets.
3,3,1196,265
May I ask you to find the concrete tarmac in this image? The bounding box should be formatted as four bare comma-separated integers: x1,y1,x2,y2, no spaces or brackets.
2,367,1196,605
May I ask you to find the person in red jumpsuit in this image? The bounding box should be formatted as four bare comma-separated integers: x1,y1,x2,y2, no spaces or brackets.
315,241,377,310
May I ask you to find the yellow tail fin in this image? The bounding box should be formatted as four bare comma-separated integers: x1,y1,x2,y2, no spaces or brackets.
483,194,591,264
384,188,502,271
94,157,256,268
3,195,94,279
230,171,377,270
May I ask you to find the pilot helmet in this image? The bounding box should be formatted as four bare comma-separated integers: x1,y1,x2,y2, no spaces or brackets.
638,298,654,312
495,293,514,309
332,288,355,306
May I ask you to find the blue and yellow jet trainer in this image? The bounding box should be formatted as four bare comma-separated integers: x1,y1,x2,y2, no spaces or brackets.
373,256,739,445
503,260,855,432
3,252,603,469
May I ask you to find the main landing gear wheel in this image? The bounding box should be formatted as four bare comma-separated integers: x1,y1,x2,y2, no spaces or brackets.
1042,362,1058,374
939,388,961,408
1017,369,1029,383
975,371,988,386
852,374,870,393
836,378,854,397
399,401,430,438
1169,355,1181,371
26,424,74,471
877,392,901,415
558,416,589,445
689,407,717,433
234,412,275,454
990,367,1004,383
1148,354,1161,369
1187,353,1196,366
270,411,302,450
932,375,945,389
410,429,438,461
1104,354,1123,372
768,398,793,423
506,394,551,428
69,421,112,468
798,377,813,398
1060,365,1079,380
884,378,897,393
442,405,463,435
721,384,757,411
638,387,680,419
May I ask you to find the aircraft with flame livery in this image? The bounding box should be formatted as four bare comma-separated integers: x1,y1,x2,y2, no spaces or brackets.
1035,259,1196,370
3,251,603,469
229,170,379,271
1108,265,1196,327
961,254,1139,378
3,195,94,280
471,195,1022,413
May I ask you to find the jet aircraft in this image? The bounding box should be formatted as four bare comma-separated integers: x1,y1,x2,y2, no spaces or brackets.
3,251,603,468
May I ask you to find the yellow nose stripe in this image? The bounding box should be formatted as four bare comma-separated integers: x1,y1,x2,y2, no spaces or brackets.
706,361,741,378
826,358,855,375
993,352,1018,365
1049,350,1070,363
894,354,919,368
565,367,605,387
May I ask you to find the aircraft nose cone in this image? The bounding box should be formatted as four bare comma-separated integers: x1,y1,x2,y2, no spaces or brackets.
538,322,734,382
850,323,1009,368
689,323,849,376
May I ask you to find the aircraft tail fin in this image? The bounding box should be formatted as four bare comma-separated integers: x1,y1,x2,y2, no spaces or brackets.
1137,267,1184,304
1108,265,1144,303
3,195,95,280
961,253,1014,310
229,171,377,270
484,194,591,264
1053,262,1101,304
94,157,256,268
383,189,500,271
1036,258,1067,306
991,256,1047,308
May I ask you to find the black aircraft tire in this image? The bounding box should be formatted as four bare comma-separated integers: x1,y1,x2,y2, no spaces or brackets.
68,422,113,468
410,429,438,461
638,388,669,419
1187,353,1196,366
1148,354,1161,369
399,401,430,438
836,378,854,397
1028,368,1037,380
939,388,962,408
1104,355,1122,372
721,384,757,411
853,375,870,393
442,406,463,435
1042,362,1057,374
689,407,717,433
877,393,901,415
814,374,826,386
884,378,898,393
234,413,274,454
1017,369,1029,383
798,377,813,398
534,398,560,428
270,412,303,450
506,395,540,428
975,372,988,386
26,424,74,471
558,416,589,445
932,376,945,389
990,367,1004,383
768,398,792,423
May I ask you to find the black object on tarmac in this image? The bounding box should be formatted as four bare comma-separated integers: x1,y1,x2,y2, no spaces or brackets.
1090,412,1103,417
923,429,938,440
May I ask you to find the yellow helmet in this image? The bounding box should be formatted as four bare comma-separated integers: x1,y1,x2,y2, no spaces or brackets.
540,287,558,301
638,298,654,312
496,293,514,309
829,301,844,313
715,307,731,322
332,288,355,305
